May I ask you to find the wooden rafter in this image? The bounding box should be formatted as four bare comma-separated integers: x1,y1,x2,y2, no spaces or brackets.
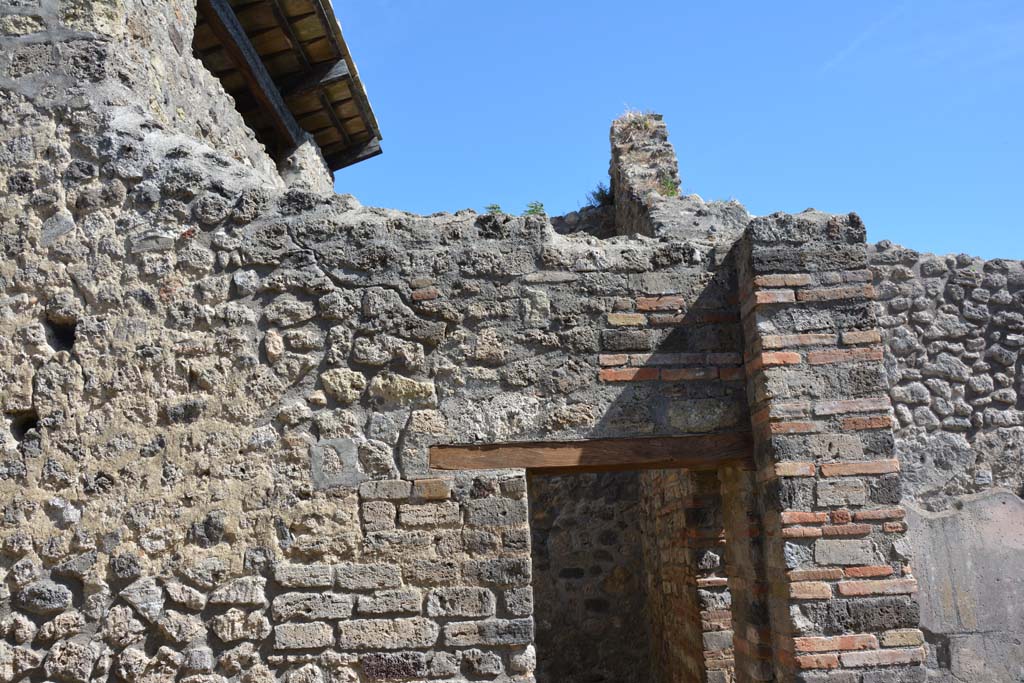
197,0,304,152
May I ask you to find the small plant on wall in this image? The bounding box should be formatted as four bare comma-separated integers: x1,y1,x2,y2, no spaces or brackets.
523,201,546,216
658,176,680,198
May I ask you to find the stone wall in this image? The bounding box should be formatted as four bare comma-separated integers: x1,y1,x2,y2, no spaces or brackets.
872,244,1024,681
5,0,1016,678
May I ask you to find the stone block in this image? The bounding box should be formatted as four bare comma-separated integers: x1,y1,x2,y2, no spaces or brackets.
463,497,528,527
273,563,334,588
356,590,422,615
426,588,496,617
397,502,461,528
443,618,534,647
359,652,427,681
336,617,439,650
209,576,267,607
462,558,532,587
335,563,402,591
814,539,880,566
816,478,868,507
274,622,334,650
358,480,412,501
272,593,353,621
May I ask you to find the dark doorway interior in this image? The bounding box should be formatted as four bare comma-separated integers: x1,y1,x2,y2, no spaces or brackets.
528,471,652,683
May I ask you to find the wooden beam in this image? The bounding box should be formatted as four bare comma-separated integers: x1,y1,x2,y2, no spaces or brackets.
429,432,754,475
281,59,350,98
197,0,305,152
324,136,381,171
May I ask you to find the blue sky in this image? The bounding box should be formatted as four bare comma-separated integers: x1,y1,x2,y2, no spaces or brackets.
333,1,1023,259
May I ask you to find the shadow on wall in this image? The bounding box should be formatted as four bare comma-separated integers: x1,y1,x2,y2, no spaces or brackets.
523,244,750,683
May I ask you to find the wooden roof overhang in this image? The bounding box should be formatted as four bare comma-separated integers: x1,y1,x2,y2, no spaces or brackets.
193,0,381,171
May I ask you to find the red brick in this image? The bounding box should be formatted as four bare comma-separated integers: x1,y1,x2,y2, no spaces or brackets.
782,526,823,539
883,521,908,533
814,397,891,416
820,459,900,477
762,351,802,366
790,582,832,600
807,346,884,365
411,287,439,301
788,568,844,582
662,367,718,381
689,310,739,323
781,511,829,525
836,578,918,596
830,509,852,524
774,462,816,477
768,421,819,435
598,354,628,367
841,329,882,345
844,565,894,579
795,284,874,302
753,274,813,288
754,289,796,305
635,295,686,311
852,507,905,522
839,647,925,667
607,312,646,326
841,415,893,431
821,524,873,537
599,367,659,382
761,333,836,349
795,654,840,670
794,634,878,653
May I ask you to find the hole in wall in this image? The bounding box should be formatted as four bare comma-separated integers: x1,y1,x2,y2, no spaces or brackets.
9,411,40,442
45,319,77,351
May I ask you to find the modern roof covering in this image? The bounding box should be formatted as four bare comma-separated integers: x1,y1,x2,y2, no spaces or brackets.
193,0,381,172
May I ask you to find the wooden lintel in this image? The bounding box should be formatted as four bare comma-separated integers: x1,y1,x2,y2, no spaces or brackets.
429,432,754,475
197,0,305,152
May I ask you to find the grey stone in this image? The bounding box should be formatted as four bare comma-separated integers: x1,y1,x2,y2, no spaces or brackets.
814,539,881,566
359,652,427,681
14,579,73,615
